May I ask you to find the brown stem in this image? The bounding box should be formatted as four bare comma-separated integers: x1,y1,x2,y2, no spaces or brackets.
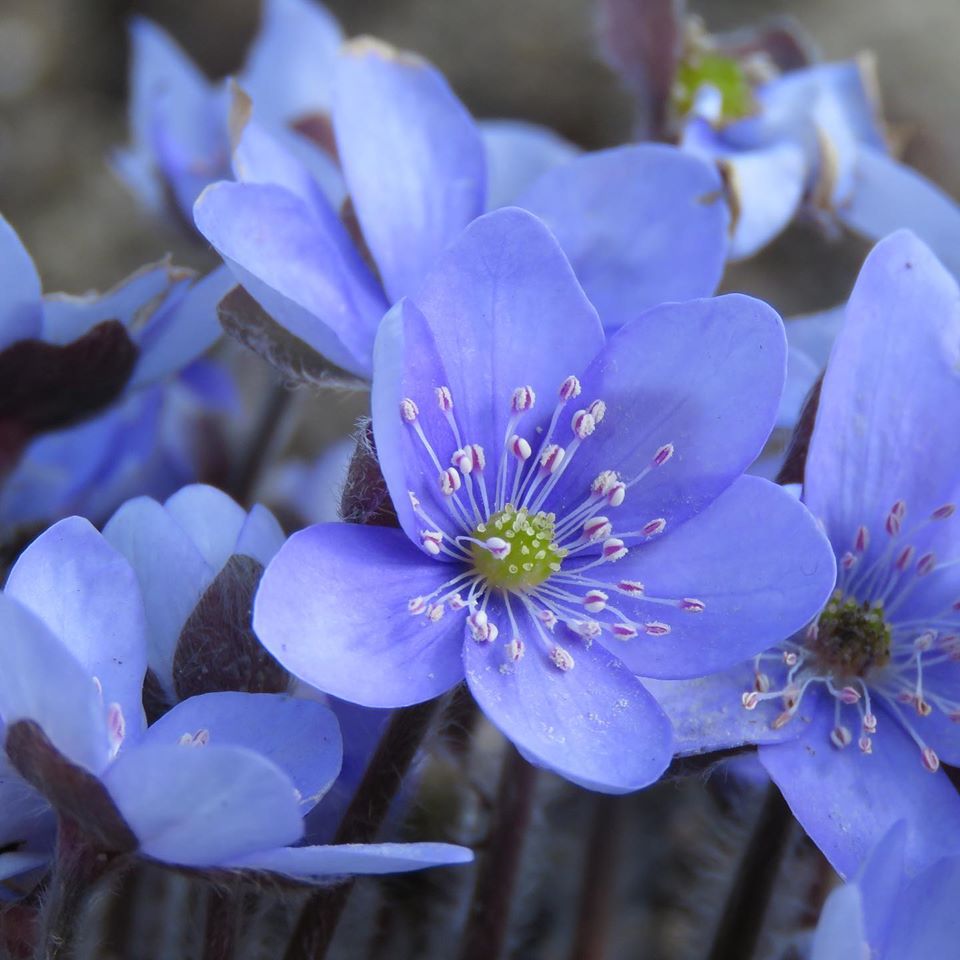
568,794,623,960
705,784,794,960
455,743,538,960
282,698,442,960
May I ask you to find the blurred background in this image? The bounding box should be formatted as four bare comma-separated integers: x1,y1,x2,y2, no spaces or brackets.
0,0,957,311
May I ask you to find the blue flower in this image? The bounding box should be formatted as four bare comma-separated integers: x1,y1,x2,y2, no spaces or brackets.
251,207,835,794
0,362,234,538
0,516,471,883
648,231,960,877
193,35,729,377
811,823,959,959
0,213,231,392
113,0,344,221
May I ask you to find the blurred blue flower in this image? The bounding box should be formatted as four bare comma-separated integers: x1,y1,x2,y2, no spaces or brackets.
0,517,471,887
647,232,960,878
252,207,834,794
193,32,729,376
811,822,960,959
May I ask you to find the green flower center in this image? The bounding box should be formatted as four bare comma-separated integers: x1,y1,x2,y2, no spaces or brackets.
808,592,892,678
470,505,566,591
673,51,756,123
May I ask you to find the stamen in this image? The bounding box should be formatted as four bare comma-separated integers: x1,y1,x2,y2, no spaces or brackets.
644,621,671,637
583,590,608,613
653,443,674,467
571,409,596,439
435,385,454,412
400,398,419,422
511,386,536,412
550,646,575,671
679,598,706,613
420,530,444,555
559,375,581,401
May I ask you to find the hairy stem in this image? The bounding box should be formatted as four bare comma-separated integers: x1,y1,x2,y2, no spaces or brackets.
282,698,442,960
568,794,622,960
456,743,538,960
705,783,794,960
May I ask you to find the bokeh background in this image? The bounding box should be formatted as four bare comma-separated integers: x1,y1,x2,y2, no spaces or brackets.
1,0,957,312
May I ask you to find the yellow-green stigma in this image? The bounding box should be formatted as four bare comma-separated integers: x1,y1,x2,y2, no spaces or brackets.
673,52,756,123
470,505,566,590
809,592,892,678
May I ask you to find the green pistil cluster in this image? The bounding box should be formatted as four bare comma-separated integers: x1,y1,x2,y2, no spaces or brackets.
673,51,756,123
809,591,892,678
471,505,566,590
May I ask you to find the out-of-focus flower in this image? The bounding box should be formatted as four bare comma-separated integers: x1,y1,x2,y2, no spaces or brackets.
0,517,471,886
647,232,960,877
113,0,345,221
194,34,728,377
0,213,232,480
0,361,234,539
811,822,959,959
252,207,834,793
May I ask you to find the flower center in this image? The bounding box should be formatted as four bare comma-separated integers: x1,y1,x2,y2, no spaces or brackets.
469,505,566,591
673,51,756,122
808,591,892,679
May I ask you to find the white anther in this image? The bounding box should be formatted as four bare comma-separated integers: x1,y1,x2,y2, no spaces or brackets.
742,691,760,710
830,725,853,749
932,503,956,520
612,623,638,640
435,385,453,412
915,631,935,652
540,444,565,473
426,603,445,623
754,672,771,693
506,637,525,662
605,481,626,507
679,598,706,613
510,435,532,460
452,448,473,474
107,703,126,755
408,491,421,509
855,525,869,553
538,609,558,630
838,686,861,704
571,410,596,439
863,713,878,734
841,552,857,570
408,596,427,615
602,538,628,562
616,579,645,596
583,590,608,613
571,619,602,639
587,400,606,424
559,375,581,400
652,443,674,467
783,651,799,666
858,736,873,754
449,594,466,611
886,501,906,536
583,516,612,541
591,470,618,496
641,517,666,538
917,552,936,576
439,468,462,496
420,530,443,555
470,444,486,471
400,398,419,422
484,537,511,560
550,646,575,671
511,385,536,412
922,746,940,773
643,621,671,637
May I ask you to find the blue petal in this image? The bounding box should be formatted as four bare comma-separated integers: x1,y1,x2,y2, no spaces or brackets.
193,180,386,377
590,476,835,678
518,145,728,328
549,295,786,535
759,692,960,877
884,852,960,957
804,231,960,558
464,595,673,793
480,119,580,210
372,208,604,546
142,692,342,813
642,666,803,757
5,517,147,739
333,38,485,301
253,524,466,707
235,503,286,566
0,592,109,773
163,485,248,571
223,842,473,877
838,147,960,279
810,884,866,960
240,0,342,124
103,743,303,866
0,214,42,350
